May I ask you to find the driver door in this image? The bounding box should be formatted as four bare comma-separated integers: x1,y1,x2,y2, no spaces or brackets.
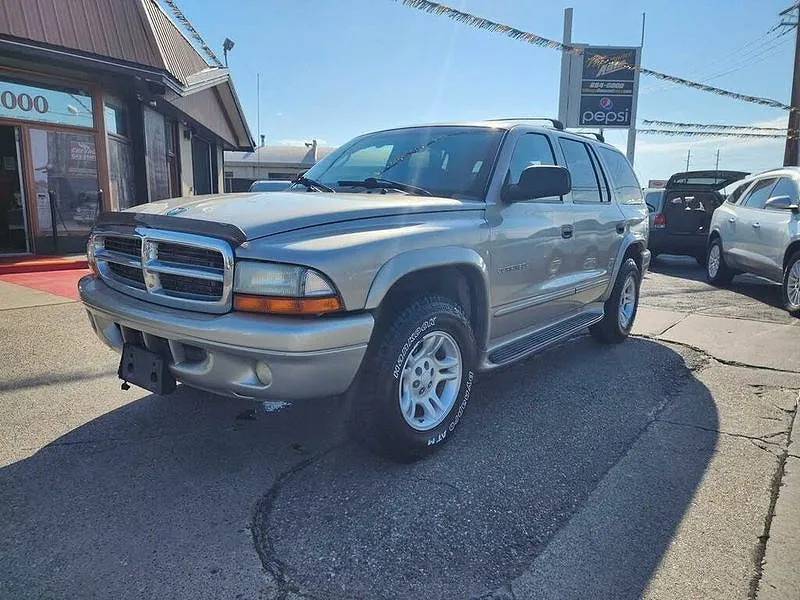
488,132,575,340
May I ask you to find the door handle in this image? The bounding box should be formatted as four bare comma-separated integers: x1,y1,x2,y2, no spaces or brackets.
728,217,736,223
752,222,761,229
561,225,574,239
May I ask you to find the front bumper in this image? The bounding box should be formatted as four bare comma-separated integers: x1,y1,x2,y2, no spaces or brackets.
79,276,373,400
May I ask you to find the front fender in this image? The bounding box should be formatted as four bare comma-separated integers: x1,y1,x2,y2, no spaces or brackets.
364,246,490,310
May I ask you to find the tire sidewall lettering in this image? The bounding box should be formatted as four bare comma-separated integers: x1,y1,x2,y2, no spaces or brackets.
393,317,437,379
426,370,474,446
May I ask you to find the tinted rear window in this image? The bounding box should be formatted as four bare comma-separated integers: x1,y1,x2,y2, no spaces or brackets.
644,191,663,212
597,146,643,204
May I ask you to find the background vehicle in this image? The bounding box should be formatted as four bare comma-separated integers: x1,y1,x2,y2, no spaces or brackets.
80,120,649,461
646,170,748,265
248,180,293,192
708,167,800,315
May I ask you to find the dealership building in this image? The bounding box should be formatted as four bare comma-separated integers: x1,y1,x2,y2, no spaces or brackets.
0,0,253,256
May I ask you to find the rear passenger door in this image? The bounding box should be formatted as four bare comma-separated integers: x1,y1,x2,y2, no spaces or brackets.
558,138,625,306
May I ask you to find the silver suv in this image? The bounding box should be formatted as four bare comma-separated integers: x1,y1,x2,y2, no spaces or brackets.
79,119,650,460
707,167,800,315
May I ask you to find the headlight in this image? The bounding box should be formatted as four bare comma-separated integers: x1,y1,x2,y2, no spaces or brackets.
233,261,342,315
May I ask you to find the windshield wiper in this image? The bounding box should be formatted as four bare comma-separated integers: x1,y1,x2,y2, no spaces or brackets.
337,177,432,197
293,175,335,193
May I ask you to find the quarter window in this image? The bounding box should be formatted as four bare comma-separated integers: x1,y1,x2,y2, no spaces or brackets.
559,138,603,203
597,146,643,204
741,178,778,209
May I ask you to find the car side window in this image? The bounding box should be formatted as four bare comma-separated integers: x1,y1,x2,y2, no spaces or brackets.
726,182,749,205
644,191,662,212
741,178,779,209
559,138,603,203
769,177,799,202
597,146,643,204
507,133,556,184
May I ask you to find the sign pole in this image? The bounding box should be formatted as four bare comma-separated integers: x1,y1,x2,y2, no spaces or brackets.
558,8,574,124
626,13,645,164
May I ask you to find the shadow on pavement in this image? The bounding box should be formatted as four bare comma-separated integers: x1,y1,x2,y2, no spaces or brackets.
1,337,717,600
649,254,784,310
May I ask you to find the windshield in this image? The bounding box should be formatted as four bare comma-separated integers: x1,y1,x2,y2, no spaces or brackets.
301,126,505,200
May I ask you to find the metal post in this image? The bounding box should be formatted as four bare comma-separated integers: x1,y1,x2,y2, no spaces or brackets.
626,13,646,165
558,8,574,125
686,149,691,171
783,4,800,165
715,149,720,170
48,190,58,254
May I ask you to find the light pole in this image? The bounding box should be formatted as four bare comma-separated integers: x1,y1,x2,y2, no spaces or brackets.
222,38,235,67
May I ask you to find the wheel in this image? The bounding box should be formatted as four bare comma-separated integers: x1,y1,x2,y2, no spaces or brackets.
783,251,800,316
347,296,477,461
590,258,641,344
706,238,734,287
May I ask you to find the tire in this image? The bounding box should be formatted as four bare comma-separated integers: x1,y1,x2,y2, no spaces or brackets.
347,296,477,461
695,252,707,267
590,258,641,344
706,238,734,287
783,251,800,316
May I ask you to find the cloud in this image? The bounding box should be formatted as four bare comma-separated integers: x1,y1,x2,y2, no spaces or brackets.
275,139,328,146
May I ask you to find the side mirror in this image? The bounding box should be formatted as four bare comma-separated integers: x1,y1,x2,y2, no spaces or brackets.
764,195,799,212
503,165,572,203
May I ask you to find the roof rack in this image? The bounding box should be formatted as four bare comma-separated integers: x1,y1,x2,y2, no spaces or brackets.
572,131,605,143
485,117,565,130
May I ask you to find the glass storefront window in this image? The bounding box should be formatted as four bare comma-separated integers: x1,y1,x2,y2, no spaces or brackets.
104,103,129,137
0,79,93,128
29,129,100,236
108,136,136,210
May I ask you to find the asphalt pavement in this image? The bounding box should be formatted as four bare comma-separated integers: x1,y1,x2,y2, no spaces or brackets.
0,256,797,600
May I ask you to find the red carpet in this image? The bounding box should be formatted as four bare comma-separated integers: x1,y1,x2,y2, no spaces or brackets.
0,268,89,301
0,255,88,275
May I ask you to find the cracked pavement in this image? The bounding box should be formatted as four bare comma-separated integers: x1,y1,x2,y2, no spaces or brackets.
0,255,798,600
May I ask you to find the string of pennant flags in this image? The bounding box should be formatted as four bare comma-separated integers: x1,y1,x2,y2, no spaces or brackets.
642,119,792,132
162,0,224,67
636,129,799,140
393,0,795,112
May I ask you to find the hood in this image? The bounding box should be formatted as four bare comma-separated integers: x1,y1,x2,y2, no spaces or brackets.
665,170,749,191
124,191,480,241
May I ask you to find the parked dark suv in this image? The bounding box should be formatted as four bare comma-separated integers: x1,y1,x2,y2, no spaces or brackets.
646,170,748,264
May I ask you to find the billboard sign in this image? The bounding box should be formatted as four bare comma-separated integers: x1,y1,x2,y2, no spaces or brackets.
559,45,641,130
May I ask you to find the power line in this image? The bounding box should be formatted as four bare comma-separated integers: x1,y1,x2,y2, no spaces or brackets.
636,128,796,139
391,0,794,111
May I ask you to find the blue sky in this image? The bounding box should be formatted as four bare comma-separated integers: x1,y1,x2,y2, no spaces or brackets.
180,0,795,185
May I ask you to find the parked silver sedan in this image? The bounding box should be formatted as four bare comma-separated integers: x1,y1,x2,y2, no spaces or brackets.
707,167,800,315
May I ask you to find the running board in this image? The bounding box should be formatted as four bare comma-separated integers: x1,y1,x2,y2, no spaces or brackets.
485,311,604,368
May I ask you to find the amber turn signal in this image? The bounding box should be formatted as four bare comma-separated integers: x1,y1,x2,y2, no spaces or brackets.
233,294,343,315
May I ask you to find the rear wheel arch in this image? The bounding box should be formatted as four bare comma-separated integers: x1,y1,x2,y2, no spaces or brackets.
622,241,645,273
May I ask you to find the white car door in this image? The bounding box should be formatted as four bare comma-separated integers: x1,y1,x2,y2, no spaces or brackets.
730,177,779,274
751,177,799,282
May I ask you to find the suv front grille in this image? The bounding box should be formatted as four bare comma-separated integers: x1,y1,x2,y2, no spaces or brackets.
157,242,224,270
93,229,233,314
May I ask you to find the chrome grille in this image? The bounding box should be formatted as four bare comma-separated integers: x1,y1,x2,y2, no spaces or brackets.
93,228,234,314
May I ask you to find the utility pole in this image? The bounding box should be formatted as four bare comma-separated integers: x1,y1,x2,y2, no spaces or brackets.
782,3,800,165
715,149,720,170
686,149,691,171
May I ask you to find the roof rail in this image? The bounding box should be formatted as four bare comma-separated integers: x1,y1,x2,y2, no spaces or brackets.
571,131,605,143
485,117,565,130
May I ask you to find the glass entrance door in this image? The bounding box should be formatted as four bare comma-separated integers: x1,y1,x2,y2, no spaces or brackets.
0,125,29,254
29,128,100,254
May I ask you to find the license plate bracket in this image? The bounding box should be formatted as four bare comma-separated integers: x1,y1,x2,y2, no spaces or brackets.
118,343,176,395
